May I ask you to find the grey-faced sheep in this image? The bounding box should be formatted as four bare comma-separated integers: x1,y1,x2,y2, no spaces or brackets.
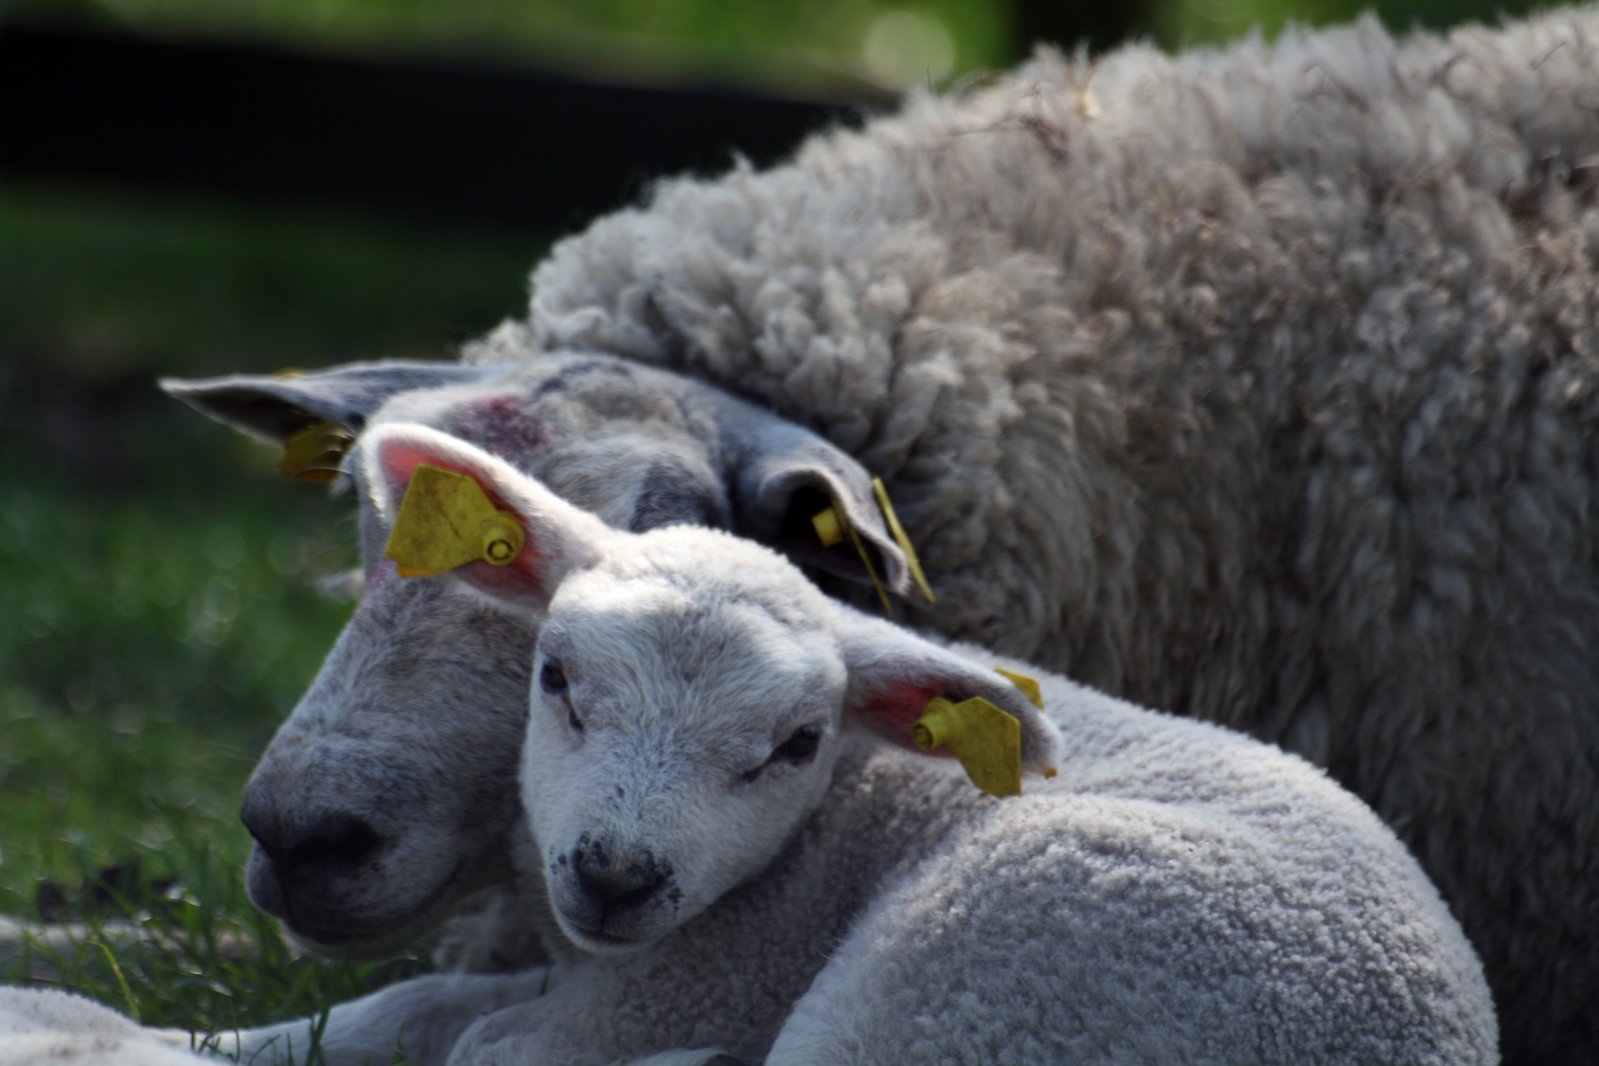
165,8,1599,1061
206,422,1498,1065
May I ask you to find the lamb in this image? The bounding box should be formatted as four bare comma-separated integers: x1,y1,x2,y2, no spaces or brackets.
164,8,1599,1061
209,421,1499,1065
0,987,204,1066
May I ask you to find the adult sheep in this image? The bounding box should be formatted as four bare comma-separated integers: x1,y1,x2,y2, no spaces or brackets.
168,9,1599,1063
219,421,1499,1065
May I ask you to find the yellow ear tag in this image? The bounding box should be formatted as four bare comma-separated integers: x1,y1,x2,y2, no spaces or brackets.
912,696,1022,798
383,464,525,578
811,506,846,548
994,668,1043,709
870,478,936,605
278,421,356,484
994,667,1057,779
812,501,894,617
810,479,936,616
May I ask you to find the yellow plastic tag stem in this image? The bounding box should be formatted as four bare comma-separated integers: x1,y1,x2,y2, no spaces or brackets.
844,515,894,618
810,478,935,616
870,478,936,605
812,506,845,548
812,501,894,617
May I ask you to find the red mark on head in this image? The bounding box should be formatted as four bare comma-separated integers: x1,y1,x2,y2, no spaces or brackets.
450,395,550,462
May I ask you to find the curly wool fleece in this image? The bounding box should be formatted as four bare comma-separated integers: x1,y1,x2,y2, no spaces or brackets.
468,9,1599,1062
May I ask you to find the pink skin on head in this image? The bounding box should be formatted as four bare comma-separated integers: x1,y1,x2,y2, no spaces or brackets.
451,395,551,462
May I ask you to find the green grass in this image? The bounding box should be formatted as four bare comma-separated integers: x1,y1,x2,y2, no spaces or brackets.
0,185,542,1057
0,185,539,378
0,446,434,1056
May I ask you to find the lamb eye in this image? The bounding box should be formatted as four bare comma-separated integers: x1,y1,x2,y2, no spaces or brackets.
540,659,568,696
737,724,824,785
772,724,822,766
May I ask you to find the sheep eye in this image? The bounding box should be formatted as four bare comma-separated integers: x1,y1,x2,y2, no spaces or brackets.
540,659,568,696
773,724,822,766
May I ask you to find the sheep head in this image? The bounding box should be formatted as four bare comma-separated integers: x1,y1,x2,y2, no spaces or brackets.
163,352,912,957
366,422,1059,953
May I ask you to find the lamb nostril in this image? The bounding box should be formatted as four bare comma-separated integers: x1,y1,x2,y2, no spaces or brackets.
572,844,671,912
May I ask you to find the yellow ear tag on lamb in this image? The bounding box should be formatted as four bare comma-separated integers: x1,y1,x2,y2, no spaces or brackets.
912,697,1022,798
278,421,356,484
384,464,525,578
994,668,1043,709
994,668,1058,779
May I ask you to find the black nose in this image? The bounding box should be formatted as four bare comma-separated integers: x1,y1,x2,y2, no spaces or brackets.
571,836,671,914
241,803,385,884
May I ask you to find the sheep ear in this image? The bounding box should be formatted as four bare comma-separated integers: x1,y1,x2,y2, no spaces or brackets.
723,409,915,600
363,423,609,613
837,612,1062,797
161,360,491,446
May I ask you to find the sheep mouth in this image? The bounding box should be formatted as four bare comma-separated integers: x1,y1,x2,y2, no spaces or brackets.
283,860,467,959
560,923,650,954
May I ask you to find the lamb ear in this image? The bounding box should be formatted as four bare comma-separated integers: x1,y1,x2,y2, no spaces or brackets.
721,405,914,598
363,423,611,613
837,611,1062,792
161,360,491,446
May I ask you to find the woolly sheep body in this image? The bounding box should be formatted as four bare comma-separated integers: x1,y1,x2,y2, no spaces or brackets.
163,9,1599,1061
478,10,1599,1059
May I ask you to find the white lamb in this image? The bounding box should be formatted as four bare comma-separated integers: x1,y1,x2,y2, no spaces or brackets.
163,8,1599,1060
0,988,203,1066
206,421,1498,1065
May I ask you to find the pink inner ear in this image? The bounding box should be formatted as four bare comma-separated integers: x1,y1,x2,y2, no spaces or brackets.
377,436,546,593
858,681,956,758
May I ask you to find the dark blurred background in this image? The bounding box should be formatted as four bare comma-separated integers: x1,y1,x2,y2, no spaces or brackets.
0,0,1559,920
